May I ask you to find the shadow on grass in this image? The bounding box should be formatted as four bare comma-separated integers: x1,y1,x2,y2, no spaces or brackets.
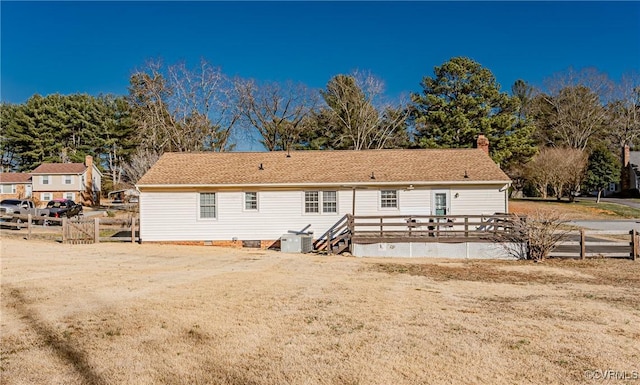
5,286,107,385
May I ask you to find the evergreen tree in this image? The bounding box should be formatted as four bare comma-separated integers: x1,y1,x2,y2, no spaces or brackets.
583,146,620,203
0,93,136,179
411,57,536,170
0,103,23,171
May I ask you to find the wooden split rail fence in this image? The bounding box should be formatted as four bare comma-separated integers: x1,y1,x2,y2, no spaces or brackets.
551,229,638,260
2,213,139,244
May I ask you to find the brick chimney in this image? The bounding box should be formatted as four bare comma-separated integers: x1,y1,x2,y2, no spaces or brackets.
621,144,630,192
85,155,93,205
476,134,489,155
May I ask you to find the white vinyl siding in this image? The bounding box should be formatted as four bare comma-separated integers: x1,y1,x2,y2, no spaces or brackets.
139,186,508,242
32,173,85,192
141,190,352,241
449,186,506,216
199,193,216,219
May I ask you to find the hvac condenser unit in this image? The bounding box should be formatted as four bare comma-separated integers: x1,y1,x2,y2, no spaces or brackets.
280,233,313,253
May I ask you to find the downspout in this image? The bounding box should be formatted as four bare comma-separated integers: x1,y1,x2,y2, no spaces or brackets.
501,183,510,213
505,187,509,213
352,187,356,216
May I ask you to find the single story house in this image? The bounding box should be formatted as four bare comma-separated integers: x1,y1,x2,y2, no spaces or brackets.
136,136,512,248
0,173,32,200
31,155,102,206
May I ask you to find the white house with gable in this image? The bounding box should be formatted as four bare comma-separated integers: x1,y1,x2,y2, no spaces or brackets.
136,136,512,249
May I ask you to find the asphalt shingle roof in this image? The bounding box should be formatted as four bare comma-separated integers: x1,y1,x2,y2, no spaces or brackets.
137,149,511,187
31,163,87,174
0,173,32,183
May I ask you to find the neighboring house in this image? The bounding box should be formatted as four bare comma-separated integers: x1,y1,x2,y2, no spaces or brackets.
31,155,102,206
136,135,512,247
0,173,32,200
621,145,640,196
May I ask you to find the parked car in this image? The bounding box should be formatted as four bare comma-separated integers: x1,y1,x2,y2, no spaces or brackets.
0,199,49,228
45,199,83,222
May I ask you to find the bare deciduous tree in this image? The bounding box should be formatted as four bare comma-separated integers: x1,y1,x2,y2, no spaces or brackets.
129,59,240,154
321,71,410,150
607,71,640,149
533,67,613,150
525,147,588,200
122,148,161,184
236,80,318,151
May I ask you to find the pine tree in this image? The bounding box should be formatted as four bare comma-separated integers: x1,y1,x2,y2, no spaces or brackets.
411,57,536,170
583,146,620,203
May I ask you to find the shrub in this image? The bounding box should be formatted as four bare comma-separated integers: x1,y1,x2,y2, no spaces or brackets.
496,210,572,261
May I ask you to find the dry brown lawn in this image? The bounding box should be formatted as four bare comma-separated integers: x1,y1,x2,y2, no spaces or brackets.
509,199,639,220
1,237,639,385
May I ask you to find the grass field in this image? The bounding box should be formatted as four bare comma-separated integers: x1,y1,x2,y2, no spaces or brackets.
510,198,640,219
2,238,639,385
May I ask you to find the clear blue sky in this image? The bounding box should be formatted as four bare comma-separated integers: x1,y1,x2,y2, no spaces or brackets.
1,1,639,104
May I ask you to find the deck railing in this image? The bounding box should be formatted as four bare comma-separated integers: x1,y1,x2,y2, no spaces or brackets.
349,214,517,244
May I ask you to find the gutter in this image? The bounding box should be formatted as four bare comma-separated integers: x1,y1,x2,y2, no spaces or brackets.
136,180,513,190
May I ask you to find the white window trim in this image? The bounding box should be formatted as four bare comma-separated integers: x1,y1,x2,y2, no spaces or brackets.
197,192,217,221
64,175,74,185
1,184,16,194
303,190,338,215
64,192,76,201
303,191,320,215
243,192,259,212
42,175,50,185
379,190,399,210
322,191,338,214
41,193,52,201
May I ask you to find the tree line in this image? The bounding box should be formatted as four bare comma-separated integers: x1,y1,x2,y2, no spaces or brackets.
1,56,638,199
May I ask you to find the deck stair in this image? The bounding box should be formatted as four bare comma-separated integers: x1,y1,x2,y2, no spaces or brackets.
313,214,352,254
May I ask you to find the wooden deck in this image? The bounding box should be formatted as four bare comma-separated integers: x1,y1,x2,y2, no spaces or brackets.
350,214,515,244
